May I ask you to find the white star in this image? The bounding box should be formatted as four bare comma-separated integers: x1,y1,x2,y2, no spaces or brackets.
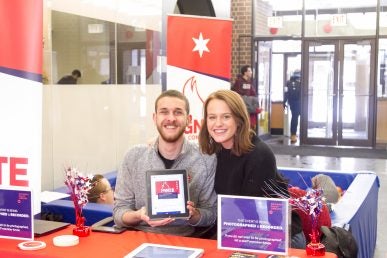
192,32,210,58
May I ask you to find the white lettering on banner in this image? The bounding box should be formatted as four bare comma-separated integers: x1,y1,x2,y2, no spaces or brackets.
160,188,175,193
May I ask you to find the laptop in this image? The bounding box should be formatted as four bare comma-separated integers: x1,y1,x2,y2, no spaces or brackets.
34,219,70,237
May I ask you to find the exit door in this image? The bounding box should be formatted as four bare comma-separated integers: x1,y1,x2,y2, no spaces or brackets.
302,40,375,146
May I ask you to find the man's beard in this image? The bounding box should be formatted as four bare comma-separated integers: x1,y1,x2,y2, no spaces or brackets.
157,124,186,143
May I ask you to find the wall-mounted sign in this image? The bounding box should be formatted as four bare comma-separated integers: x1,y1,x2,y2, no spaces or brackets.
267,16,283,28
331,14,347,26
88,24,104,34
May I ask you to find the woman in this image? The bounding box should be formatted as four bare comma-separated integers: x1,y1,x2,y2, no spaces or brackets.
87,174,115,205
198,90,305,247
198,89,287,197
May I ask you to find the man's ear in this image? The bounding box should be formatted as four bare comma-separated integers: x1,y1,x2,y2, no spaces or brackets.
153,112,157,123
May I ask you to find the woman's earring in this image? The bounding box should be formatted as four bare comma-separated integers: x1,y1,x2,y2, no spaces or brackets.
210,136,213,144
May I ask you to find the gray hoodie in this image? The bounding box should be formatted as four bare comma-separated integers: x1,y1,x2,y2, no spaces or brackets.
113,137,217,236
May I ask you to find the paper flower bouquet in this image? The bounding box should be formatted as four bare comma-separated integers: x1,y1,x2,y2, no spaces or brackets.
289,188,326,256
64,166,93,237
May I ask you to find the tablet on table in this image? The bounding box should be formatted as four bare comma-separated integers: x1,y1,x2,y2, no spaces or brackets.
124,243,203,258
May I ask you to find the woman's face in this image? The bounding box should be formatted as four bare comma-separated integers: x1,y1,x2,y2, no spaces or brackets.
206,99,237,149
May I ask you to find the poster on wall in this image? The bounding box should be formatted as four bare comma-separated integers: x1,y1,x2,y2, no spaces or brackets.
0,0,43,214
167,14,233,142
218,195,289,256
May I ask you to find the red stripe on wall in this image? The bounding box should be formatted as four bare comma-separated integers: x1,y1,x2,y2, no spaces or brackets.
0,0,42,75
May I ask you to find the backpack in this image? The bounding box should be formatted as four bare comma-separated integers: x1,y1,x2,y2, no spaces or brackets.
241,95,259,114
320,226,358,258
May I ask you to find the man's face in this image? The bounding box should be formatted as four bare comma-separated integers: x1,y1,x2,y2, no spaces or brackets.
245,67,252,79
153,96,189,143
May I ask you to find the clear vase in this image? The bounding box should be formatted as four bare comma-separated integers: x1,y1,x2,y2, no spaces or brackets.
73,206,90,237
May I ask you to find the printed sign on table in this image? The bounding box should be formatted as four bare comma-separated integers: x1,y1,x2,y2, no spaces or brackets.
218,195,289,256
0,186,33,240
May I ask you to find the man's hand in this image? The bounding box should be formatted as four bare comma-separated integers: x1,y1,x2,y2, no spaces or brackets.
138,206,175,227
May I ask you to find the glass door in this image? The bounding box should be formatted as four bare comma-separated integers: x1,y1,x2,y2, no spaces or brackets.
303,40,375,146
339,41,375,146
254,39,302,139
255,41,272,138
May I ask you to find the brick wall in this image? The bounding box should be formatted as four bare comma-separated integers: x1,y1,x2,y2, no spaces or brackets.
231,0,252,84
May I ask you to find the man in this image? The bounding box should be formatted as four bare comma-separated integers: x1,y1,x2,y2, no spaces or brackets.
113,90,217,236
57,69,82,84
232,65,260,130
284,70,301,143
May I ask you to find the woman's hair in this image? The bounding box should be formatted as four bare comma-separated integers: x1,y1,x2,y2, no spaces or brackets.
199,89,255,156
87,174,109,203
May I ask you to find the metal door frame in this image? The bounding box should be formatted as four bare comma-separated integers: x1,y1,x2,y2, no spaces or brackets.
302,39,375,147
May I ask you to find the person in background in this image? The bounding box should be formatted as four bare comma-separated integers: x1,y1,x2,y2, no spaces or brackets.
312,174,341,205
232,65,260,130
57,69,82,84
198,90,305,246
113,90,217,237
284,70,301,143
87,174,114,205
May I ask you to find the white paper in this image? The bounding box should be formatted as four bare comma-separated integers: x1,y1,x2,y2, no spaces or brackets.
40,191,70,203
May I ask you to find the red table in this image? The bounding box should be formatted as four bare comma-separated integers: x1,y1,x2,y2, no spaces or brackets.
0,226,337,258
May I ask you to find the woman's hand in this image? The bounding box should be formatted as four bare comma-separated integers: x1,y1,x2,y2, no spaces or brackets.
187,201,201,224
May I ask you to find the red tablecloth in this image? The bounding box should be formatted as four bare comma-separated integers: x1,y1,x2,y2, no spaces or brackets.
0,226,337,258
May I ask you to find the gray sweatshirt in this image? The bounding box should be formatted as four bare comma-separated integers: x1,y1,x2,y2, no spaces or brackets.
113,137,217,236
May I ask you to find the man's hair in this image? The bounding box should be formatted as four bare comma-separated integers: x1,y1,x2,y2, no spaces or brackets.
199,89,254,156
240,65,251,75
154,89,190,114
72,69,82,78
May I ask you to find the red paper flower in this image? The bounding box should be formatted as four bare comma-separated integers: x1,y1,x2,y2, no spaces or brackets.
64,167,93,212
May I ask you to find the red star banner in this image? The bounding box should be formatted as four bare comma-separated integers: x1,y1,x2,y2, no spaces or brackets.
167,14,233,141
0,0,43,216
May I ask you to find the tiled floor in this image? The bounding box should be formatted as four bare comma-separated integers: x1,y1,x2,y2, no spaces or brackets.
271,142,387,258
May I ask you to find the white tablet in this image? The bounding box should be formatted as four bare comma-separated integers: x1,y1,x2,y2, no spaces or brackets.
124,243,204,258
145,169,190,220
